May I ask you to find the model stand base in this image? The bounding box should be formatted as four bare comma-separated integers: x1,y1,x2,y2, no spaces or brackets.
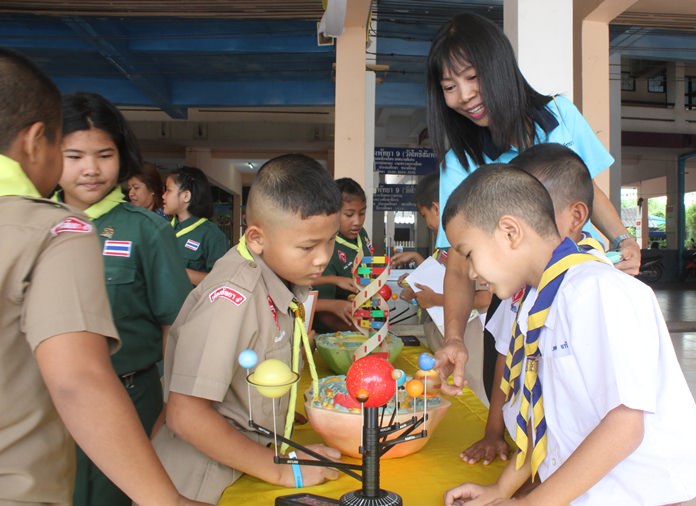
339,489,403,506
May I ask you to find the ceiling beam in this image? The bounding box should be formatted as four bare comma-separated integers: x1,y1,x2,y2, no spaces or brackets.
610,26,652,54
60,16,188,119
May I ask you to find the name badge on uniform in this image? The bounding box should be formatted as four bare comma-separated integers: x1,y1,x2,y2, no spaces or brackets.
209,286,246,305
51,217,92,236
185,238,200,251
103,240,132,257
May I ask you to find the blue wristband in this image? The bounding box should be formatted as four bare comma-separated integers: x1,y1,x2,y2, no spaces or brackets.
288,451,303,488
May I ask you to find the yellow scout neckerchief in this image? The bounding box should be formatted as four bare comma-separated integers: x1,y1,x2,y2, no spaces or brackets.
335,232,363,254
52,186,125,220
171,216,207,238
0,154,41,197
236,236,319,452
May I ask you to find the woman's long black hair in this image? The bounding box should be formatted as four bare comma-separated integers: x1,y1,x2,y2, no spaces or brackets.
426,13,553,171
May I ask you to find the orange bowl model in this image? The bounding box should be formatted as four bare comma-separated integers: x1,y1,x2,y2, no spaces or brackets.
304,380,450,459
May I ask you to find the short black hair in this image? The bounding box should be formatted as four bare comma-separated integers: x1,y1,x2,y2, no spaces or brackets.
336,177,366,203
426,13,553,171
442,164,558,239
0,48,61,152
62,92,142,182
415,172,440,208
250,154,341,219
512,143,594,218
169,166,214,219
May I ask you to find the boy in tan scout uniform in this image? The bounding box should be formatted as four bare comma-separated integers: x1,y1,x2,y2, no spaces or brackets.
0,48,208,506
153,154,343,503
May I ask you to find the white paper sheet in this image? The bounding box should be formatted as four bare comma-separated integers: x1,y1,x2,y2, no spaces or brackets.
404,256,446,331
303,290,318,333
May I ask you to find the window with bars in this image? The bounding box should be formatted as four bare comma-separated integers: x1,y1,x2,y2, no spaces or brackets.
686,76,696,110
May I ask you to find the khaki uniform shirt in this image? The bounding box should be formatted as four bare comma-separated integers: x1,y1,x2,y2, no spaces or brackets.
0,196,118,505
153,245,307,503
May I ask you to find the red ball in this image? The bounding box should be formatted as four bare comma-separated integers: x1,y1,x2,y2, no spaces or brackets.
346,355,396,408
378,284,392,300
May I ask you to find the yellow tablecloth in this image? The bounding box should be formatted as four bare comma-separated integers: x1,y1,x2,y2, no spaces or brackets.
219,346,506,505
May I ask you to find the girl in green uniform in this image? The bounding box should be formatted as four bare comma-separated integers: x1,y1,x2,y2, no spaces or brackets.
163,166,230,285
57,92,192,506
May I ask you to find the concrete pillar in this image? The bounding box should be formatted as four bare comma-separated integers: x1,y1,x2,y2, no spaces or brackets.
334,0,375,234
574,0,638,203
609,51,623,211
504,0,574,99
667,62,686,121
639,192,649,249
666,160,679,248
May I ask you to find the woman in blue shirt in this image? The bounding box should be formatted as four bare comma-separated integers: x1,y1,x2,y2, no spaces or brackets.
425,12,641,436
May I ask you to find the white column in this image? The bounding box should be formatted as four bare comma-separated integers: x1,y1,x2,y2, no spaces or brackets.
609,51,623,211
667,62,686,122
363,18,377,236
666,161,679,248
334,0,375,236
504,0,574,99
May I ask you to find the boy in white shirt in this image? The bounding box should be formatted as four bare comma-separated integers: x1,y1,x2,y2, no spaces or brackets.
461,144,609,467
443,162,696,505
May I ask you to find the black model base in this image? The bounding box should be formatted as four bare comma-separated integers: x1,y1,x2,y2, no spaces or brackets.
339,489,403,506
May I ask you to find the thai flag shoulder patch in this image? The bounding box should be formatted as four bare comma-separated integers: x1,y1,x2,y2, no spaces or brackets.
103,240,132,257
185,238,201,251
209,286,247,305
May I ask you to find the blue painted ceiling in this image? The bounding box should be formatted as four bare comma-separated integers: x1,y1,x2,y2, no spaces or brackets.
0,1,693,119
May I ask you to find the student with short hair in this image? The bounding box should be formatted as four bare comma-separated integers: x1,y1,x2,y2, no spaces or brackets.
442,165,696,505
461,144,601,469
153,154,342,503
313,177,374,332
57,91,193,506
164,165,230,285
0,47,207,506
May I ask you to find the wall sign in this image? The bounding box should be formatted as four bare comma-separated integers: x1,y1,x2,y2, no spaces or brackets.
373,184,416,211
374,147,437,176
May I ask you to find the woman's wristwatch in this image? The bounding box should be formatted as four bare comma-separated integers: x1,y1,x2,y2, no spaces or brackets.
611,233,634,251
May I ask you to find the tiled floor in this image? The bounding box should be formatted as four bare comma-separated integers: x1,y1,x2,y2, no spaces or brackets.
653,283,696,399
671,331,696,399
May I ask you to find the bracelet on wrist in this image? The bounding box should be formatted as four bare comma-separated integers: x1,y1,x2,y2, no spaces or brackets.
288,451,303,488
611,233,633,251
